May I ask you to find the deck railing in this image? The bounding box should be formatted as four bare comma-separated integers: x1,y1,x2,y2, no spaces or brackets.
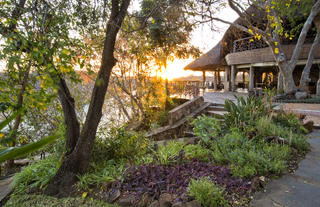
233,37,268,53
169,81,200,99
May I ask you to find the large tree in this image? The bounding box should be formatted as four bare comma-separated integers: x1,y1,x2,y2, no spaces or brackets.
1,0,130,195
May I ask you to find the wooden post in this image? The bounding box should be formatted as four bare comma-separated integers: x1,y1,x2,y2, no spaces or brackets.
231,65,236,92
224,67,230,91
213,71,218,90
202,71,206,95
249,65,255,92
317,70,320,97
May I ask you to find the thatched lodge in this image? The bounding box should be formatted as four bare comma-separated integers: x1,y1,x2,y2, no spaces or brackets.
184,8,320,94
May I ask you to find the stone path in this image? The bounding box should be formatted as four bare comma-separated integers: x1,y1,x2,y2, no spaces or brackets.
203,91,248,105
0,176,13,205
250,130,320,207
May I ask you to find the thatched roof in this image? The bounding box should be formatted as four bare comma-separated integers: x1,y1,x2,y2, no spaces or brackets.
184,42,224,71
184,6,267,71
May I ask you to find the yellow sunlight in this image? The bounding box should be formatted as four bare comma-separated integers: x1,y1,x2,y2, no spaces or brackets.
159,58,202,80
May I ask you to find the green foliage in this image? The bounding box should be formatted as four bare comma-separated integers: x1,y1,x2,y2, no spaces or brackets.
13,156,59,193
223,96,273,133
192,115,221,145
101,127,150,161
157,141,212,164
77,128,151,190
157,141,185,165
77,159,127,191
209,130,291,178
272,111,308,134
4,194,118,207
0,134,59,163
187,177,228,207
256,117,309,153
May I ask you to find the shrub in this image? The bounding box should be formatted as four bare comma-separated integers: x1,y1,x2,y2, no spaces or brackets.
256,117,309,153
209,130,291,177
102,127,150,161
192,115,221,145
187,177,228,207
157,141,185,165
272,111,308,134
157,141,212,164
13,156,59,193
77,159,127,190
223,96,273,133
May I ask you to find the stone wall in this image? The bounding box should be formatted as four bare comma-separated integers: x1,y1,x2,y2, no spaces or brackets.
168,96,204,126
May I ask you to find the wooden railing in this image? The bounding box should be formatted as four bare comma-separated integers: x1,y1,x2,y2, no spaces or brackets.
169,81,200,99
233,37,268,53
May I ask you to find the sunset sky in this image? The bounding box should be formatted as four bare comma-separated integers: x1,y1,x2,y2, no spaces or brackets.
164,7,239,79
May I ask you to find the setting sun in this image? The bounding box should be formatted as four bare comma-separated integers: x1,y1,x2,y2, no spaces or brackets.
159,58,203,80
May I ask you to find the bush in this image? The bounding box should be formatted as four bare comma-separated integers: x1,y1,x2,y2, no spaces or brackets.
101,127,150,161
13,156,59,193
209,130,291,177
157,141,212,165
192,115,221,145
272,111,308,134
77,159,127,190
256,117,309,153
187,177,228,207
223,96,273,134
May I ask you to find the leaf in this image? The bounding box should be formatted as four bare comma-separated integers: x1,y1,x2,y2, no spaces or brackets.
82,192,88,198
0,134,59,163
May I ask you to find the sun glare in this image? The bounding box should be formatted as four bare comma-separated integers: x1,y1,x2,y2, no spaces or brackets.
159,58,202,80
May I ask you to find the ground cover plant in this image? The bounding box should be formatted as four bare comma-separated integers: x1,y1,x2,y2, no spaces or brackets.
188,177,228,207
119,159,251,202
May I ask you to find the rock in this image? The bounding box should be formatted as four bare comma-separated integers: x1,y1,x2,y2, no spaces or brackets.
185,137,199,145
105,188,121,203
101,181,113,192
185,200,201,207
172,202,185,207
303,121,314,133
159,193,173,207
136,193,152,207
295,91,308,100
117,194,136,207
149,201,159,207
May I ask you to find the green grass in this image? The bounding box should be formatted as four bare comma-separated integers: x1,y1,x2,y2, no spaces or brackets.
209,130,292,177
188,177,228,207
13,156,59,193
4,194,118,207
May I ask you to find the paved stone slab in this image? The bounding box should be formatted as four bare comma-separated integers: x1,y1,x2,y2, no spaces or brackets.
0,177,13,203
251,130,320,207
251,175,320,207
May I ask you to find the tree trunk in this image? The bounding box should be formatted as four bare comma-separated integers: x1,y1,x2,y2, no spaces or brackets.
282,68,297,94
317,74,320,97
277,70,283,92
6,66,30,173
57,78,80,154
45,0,131,197
299,28,320,91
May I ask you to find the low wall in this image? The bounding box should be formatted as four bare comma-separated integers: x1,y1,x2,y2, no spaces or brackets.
168,96,204,126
